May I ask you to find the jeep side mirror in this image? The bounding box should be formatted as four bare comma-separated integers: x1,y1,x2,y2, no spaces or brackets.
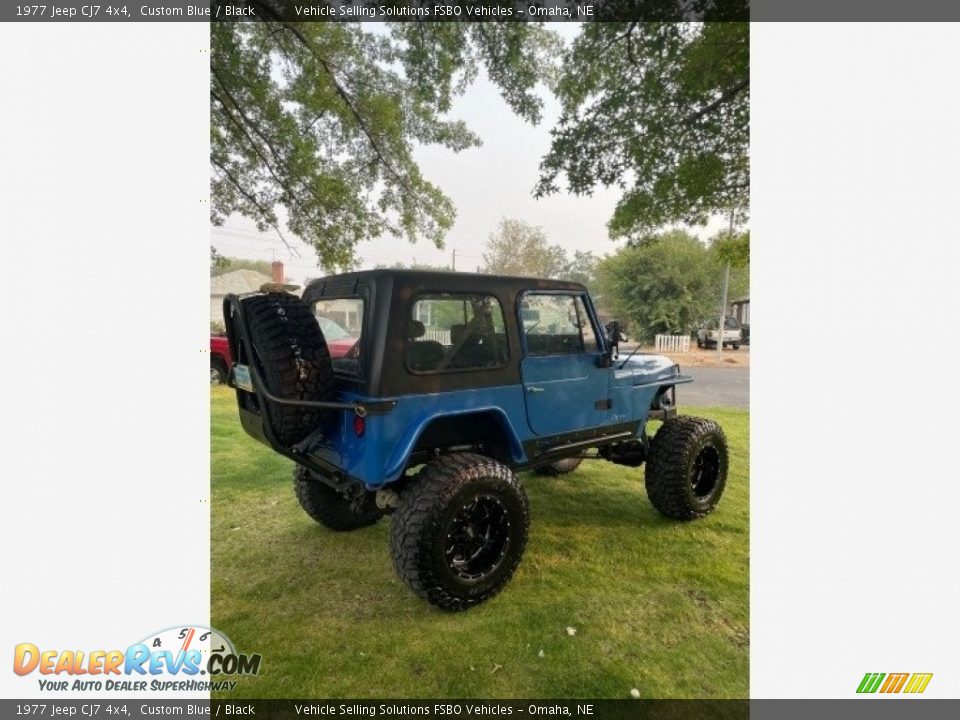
603,320,622,364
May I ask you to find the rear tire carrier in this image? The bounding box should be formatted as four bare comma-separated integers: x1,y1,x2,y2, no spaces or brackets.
240,293,336,446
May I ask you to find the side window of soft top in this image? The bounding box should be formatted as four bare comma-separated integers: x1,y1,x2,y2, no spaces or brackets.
406,293,509,374
312,297,364,375
520,293,598,355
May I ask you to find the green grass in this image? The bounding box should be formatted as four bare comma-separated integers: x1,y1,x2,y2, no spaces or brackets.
211,387,748,699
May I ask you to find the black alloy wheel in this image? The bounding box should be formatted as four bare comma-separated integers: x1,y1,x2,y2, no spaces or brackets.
691,446,721,499
444,494,512,581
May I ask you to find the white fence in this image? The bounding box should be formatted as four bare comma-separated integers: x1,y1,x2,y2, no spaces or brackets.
424,329,451,344
654,334,690,353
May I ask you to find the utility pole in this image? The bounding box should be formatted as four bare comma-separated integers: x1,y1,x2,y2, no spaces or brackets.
717,264,730,356
717,209,735,356
452,248,456,271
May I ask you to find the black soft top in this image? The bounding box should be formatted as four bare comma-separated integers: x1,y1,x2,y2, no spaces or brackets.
303,269,586,300
301,269,594,397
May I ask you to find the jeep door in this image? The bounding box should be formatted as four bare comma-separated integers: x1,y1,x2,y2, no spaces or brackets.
519,292,611,436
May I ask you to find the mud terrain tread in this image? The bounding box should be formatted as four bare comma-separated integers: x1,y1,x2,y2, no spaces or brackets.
390,453,529,611
293,465,382,531
645,416,728,520
243,293,334,445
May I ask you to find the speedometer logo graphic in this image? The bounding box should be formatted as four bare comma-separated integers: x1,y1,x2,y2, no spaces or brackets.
138,625,237,675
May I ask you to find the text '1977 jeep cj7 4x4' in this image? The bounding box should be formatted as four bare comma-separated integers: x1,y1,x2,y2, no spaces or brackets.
223,271,729,611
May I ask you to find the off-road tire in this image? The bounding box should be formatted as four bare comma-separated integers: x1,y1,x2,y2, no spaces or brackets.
210,358,227,385
242,293,334,446
534,457,583,476
294,465,382,531
645,416,728,520
390,453,529,611
732,343,740,350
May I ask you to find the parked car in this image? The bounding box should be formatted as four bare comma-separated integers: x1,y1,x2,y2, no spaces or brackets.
212,317,358,384
697,316,742,350
222,271,729,611
316,316,360,362
210,333,232,385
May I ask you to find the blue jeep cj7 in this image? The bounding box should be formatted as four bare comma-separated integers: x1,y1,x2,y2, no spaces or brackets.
224,270,729,611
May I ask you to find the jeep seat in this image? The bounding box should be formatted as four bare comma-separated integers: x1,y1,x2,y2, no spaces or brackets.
407,320,445,372
449,323,505,369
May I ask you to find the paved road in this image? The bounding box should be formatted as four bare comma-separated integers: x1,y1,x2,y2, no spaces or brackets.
675,366,749,409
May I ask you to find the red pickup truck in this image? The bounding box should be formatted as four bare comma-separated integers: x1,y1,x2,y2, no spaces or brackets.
210,334,232,384
210,317,358,384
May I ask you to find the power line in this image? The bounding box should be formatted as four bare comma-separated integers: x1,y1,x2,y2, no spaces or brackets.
210,229,289,245
210,226,306,258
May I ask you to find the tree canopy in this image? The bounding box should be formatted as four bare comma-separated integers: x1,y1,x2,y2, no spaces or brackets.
210,254,273,277
596,229,748,340
559,249,600,289
211,19,559,270
375,261,451,272
480,219,603,289
536,22,749,239
710,228,750,268
210,245,229,273
481,218,568,278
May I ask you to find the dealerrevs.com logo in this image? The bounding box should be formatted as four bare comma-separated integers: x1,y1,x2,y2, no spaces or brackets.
857,672,933,695
13,625,260,693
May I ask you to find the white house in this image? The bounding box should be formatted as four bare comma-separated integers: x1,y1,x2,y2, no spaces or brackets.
210,261,285,326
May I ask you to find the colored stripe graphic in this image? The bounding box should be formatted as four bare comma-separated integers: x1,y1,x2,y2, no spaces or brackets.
857,672,932,694
857,673,885,693
903,673,933,694
880,673,909,693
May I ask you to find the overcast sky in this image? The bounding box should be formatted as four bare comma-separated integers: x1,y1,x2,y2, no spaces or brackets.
210,24,725,287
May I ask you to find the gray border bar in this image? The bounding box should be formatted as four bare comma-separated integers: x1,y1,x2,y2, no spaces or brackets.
4,0,960,22
753,0,960,20
0,0,749,23
2,699,960,719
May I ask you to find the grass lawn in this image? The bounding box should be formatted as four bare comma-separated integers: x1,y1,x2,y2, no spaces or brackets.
211,387,748,699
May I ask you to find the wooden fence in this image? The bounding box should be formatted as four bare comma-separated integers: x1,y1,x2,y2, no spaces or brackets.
654,334,691,353
423,329,451,344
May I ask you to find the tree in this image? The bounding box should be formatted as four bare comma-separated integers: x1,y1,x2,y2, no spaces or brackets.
375,261,451,271
481,219,568,278
708,229,750,300
536,22,749,238
710,229,749,268
558,249,600,289
212,18,560,270
210,245,229,273
596,230,717,340
211,255,273,277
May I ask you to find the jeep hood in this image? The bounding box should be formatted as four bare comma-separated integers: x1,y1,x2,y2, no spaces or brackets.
614,353,693,387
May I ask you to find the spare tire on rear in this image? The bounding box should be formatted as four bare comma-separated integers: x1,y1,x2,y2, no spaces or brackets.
242,293,335,446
